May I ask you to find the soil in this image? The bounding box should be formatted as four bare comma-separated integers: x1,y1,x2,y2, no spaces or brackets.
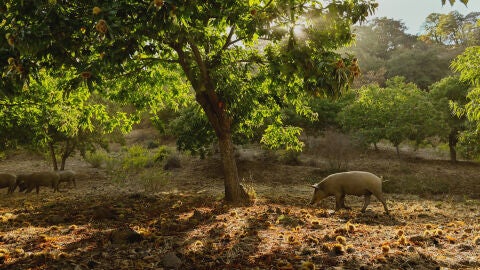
0,133,479,269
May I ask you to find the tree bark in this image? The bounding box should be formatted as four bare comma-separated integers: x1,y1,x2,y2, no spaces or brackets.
448,130,458,163
60,139,75,170
48,141,58,171
195,91,249,204
218,132,249,203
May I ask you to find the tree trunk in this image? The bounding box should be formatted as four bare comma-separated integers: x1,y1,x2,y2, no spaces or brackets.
395,144,400,157
218,132,249,203
448,130,458,163
173,42,249,204
48,142,58,171
195,91,249,204
373,142,378,151
60,139,75,170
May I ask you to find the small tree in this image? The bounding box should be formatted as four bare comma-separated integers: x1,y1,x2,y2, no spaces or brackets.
340,77,445,156
0,70,135,170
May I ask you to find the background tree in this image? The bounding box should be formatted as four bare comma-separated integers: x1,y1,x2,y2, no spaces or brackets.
429,76,470,162
346,18,416,86
420,11,480,46
338,84,387,150
386,43,456,90
1,0,377,203
340,77,444,155
0,69,134,170
345,17,457,89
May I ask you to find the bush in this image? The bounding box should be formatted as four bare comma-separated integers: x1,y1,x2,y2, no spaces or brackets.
278,150,302,165
85,150,111,168
140,170,170,193
318,130,356,171
154,146,171,162
164,154,181,170
121,145,153,172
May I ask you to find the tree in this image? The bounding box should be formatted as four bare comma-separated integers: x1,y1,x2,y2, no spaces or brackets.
0,69,134,170
429,76,470,162
339,77,444,156
1,1,377,203
386,43,458,90
441,0,469,6
420,11,480,46
451,46,480,133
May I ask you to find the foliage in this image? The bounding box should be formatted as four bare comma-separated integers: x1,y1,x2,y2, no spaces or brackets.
386,44,456,90
1,0,378,202
344,17,458,90
451,46,480,123
139,169,171,193
456,126,480,160
339,77,445,153
450,46,480,159
283,91,355,136
85,149,111,168
420,11,480,46
121,145,156,173
429,76,470,160
319,129,356,171
0,70,135,169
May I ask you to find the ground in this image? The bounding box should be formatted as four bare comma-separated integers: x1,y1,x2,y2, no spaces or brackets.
0,134,479,269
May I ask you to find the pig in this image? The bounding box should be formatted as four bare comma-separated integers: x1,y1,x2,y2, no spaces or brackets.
0,173,17,194
309,171,389,215
17,171,60,194
56,170,76,188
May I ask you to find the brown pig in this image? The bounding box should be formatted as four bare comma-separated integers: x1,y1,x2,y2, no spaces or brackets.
56,170,76,188
309,171,389,215
17,171,60,194
0,173,17,194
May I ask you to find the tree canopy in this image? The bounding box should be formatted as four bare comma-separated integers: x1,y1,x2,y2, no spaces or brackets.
339,77,444,155
1,0,377,203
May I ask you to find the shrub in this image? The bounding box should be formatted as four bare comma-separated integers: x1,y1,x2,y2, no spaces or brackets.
154,146,171,162
278,150,302,165
164,154,181,170
318,129,356,171
85,150,111,168
121,145,152,172
140,170,170,193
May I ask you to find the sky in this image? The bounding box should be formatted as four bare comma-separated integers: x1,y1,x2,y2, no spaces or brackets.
372,0,480,35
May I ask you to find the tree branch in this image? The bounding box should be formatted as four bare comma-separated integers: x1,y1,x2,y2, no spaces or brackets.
188,41,210,88
221,25,237,52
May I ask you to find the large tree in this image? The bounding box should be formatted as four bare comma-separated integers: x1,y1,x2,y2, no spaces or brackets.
1,0,376,203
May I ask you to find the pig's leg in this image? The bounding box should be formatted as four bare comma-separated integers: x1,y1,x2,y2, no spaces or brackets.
361,194,371,213
335,194,343,211
374,193,389,215
340,194,351,209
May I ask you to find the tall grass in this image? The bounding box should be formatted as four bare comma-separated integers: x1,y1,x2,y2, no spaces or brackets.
84,144,175,192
